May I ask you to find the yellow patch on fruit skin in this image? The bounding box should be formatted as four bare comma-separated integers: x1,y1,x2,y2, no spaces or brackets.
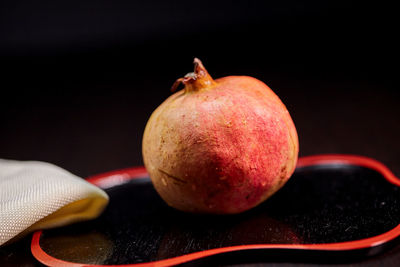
224,121,233,127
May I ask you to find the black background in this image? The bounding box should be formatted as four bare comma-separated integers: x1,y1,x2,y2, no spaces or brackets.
1,1,400,265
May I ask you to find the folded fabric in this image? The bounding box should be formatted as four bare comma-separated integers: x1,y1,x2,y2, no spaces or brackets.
0,159,109,246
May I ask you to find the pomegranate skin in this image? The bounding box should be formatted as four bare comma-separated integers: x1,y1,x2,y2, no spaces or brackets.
142,59,298,214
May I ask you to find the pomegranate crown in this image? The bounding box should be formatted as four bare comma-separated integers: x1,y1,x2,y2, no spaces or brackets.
171,58,216,92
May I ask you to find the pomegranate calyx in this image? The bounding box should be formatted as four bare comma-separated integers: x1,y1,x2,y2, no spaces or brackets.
171,58,216,92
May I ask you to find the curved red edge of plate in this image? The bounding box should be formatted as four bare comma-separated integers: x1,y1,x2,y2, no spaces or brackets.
31,154,400,267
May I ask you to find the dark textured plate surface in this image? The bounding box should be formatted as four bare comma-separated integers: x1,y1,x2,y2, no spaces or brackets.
31,155,400,266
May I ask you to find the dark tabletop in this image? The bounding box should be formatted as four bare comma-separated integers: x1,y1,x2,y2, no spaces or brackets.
1,1,399,266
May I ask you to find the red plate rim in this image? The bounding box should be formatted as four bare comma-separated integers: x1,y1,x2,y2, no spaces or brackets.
31,154,400,267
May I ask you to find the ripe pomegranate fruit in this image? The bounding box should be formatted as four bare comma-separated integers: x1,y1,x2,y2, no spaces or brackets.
142,58,298,214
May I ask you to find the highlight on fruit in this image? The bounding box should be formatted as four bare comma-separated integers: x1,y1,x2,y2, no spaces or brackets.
142,58,299,214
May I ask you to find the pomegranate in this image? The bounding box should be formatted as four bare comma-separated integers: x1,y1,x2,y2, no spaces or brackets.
142,58,298,214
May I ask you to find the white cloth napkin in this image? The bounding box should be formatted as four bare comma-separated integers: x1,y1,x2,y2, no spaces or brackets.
0,159,109,246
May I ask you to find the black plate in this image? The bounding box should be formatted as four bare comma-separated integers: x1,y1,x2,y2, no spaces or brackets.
32,155,400,266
